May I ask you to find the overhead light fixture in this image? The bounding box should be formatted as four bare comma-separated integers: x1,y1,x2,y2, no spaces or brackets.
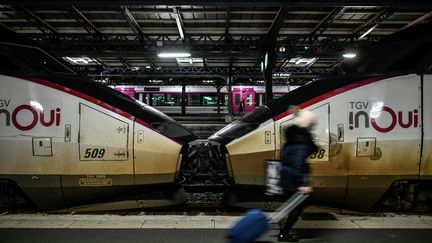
173,7,185,40
177,57,203,64
157,52,191,58
343,53,357,59
305,57,317,66
359,25,377,40
288,57,317,66
64,56,91,65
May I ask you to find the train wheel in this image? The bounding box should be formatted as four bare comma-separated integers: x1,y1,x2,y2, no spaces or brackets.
376,180,431,212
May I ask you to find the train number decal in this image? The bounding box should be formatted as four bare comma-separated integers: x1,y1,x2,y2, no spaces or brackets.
309,147,328,162
83,148,106,159
310,148,326,159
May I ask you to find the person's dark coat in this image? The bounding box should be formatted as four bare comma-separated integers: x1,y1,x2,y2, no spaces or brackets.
280,125,318,192
238,100,244,114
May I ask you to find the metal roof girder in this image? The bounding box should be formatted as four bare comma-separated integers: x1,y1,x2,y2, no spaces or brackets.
70,5,101,35
12,5,60,38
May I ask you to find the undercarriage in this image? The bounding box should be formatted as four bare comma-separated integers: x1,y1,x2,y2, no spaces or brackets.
178,140,232,191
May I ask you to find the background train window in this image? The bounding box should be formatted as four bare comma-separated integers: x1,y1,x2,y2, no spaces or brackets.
166,94,181,106
234,94,241,105
133,93,147,104
142,94,148,104
188,94,201,106
255,94,262,106
202,95,218,106
246,93,253,105
153,94,166,106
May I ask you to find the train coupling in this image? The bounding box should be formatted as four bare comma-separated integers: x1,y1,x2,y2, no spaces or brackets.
179,139,231,188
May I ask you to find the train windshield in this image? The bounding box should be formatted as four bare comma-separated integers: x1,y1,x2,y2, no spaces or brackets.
0,42,75,75
136,101,198,143
208,121,259,144
209,106,272,144
240,106,273,123
150,121,198,143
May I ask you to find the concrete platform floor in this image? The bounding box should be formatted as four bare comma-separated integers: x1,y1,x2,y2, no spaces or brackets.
1,211,431,229
1,212,431,242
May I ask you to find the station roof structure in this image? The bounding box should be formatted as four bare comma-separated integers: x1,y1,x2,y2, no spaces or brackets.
1,0,431,85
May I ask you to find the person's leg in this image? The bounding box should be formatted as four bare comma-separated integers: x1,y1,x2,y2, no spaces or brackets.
280,204,303,231
278,202,305,242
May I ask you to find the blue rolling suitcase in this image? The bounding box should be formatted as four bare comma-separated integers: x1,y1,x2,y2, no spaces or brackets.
228,192,309,243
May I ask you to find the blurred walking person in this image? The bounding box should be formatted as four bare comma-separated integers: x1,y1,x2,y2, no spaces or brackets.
278,106,318,242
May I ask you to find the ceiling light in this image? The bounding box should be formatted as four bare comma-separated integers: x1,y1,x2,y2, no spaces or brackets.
158,52,191,58
359,25,377,40
305,57,317,66
343,53,357,59
64,56,91,65
173,7,185,40
177,58,203,63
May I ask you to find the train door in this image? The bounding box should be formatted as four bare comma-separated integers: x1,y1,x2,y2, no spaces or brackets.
307,104,348,208
278,104,330,162
61,103,134,207
232,88,255,114
277,103,346,208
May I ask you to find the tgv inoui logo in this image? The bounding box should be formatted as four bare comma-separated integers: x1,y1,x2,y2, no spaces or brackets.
0,99,61,131
348,101,418,133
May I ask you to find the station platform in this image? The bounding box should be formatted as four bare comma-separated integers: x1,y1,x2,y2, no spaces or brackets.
1,211,432,242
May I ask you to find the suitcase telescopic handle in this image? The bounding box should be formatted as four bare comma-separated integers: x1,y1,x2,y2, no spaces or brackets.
269,192,310,224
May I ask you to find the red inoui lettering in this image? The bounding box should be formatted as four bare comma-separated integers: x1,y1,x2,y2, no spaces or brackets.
370,106,397,133
12,105,38,131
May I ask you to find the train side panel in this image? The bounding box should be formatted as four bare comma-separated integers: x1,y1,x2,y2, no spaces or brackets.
0,75,138,209
273,75,422,210
328,74,421,210
421,74,432,178
60,99,135,208
226,120,276,185
0,75,67,209
134,121,182,185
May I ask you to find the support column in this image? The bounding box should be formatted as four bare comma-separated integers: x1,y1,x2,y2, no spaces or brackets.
181,81,186,116
216,85,221,116
146,94,150,105
226,76,233,115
